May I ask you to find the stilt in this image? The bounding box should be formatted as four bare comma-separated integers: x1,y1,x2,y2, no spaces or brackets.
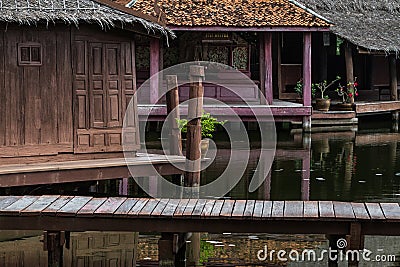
326,234,341,267
43,231,65,267
347,223,364,267
158,233,175,267
187,233,201,267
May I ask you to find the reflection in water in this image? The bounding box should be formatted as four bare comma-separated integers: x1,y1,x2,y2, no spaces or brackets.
1,124,400,266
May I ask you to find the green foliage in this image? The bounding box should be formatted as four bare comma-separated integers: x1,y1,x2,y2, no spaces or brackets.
294,80,316,98
313,76,341,99
177,112,226,139
199,240,215,264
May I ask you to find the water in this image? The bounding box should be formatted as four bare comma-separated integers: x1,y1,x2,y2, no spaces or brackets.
1,122,400,266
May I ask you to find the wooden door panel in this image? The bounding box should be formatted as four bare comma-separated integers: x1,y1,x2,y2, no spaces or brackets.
74,38,139,153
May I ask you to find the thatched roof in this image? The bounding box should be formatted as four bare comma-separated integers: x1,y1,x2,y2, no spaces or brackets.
0,0,172,37
120,0,330,28
296,0,400,53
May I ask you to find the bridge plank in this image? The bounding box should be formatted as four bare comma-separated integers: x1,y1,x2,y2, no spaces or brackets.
365,203,385,220
333,202,355,219
210,200,224,217
0,196,22,210
351,203,370,220
151,199,169,216
201,200,215,217
319,201,335,218
271,201,284,218
128,199,149,216
192,199,207,216
42,196,75,215
2,196,39,215
182,199,198,216
253,201,264,218
284,201,303,218
220,200,235,217
21,196,60,215
380,203,400,220
57,196,92,216
232,200,246,217
113,199,138,217
94,197,126,215
244,200,255,217
161,199,180,216
139,199,160,216
173,199,190,216
78,198,107,216
303,201,319,218
262,201,272,218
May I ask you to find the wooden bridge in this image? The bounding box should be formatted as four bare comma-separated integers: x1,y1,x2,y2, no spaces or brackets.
0,195,399,235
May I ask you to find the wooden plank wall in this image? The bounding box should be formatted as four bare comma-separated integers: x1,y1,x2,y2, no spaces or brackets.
0,25,73,157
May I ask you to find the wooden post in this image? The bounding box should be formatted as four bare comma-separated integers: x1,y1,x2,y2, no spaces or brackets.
166,75,182,156
184,65,205,188
345,42,355,104
389,55,399,121
302,133,311,201
158,233,175,267
43,231,65,267
259,34,266,104
264,32,273,105
347,223,364,267
303,32,312,132
150,38,160,104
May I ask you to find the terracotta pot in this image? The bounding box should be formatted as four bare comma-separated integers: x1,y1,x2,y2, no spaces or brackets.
315,98,331,111
335,103,353,111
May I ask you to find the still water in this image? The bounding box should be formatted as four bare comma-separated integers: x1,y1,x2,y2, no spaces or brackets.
1,120,399,266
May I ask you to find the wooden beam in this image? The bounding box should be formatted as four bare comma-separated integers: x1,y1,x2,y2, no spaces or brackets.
302,32,312,107
345,42,355,104
264,32,273,105
150,38,161,104
169,26,330,32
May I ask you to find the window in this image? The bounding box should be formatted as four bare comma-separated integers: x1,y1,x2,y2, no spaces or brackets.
18,43,42,66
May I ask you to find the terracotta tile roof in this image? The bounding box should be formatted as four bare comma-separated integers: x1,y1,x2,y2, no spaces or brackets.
116,0,330,27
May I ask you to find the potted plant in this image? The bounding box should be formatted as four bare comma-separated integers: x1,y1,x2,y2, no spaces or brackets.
177,112,225,158
313,76,341,111
294,79,316,102
335,78,359,110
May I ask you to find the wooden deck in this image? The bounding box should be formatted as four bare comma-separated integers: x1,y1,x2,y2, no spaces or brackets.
355,101,400,114
0,153,186,187
0,196,399,236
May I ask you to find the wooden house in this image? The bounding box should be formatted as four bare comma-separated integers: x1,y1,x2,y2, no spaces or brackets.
123,0,331,127
298,0,400,105
0,0,171,158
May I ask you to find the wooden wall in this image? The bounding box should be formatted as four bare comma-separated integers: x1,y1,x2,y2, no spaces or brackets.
0,25,73,157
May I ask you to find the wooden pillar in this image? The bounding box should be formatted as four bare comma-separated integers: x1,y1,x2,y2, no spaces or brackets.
44,231,65,267
302,133,311,200
158,233,175,267
264,32,273,105
184,65,204,188
166,75,182,156
389,55,399,121
345,42,355,104
347,223,364,267
150,38,160,104
303,32,312,132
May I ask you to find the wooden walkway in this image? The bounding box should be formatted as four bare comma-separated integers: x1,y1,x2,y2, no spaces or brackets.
0,153,185,187
0,196,399,236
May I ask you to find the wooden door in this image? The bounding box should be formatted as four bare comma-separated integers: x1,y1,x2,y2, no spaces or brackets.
73,37,139,153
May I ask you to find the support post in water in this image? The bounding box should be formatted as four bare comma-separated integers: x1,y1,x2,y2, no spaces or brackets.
43,231,65,267
347,223,364,267
166,75,182,156
185,65,205,188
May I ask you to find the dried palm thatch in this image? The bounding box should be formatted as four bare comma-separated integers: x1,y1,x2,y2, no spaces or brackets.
297,0,400,53
0,0,173,37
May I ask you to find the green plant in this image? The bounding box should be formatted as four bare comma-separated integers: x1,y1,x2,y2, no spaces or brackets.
177,112,226,139
313,76,341,99
294,79,316,98
336,77,359,103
